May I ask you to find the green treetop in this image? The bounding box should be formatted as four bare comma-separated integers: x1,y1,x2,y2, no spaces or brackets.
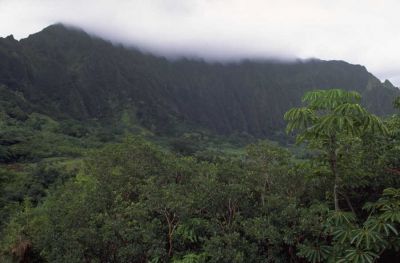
284,89,388,211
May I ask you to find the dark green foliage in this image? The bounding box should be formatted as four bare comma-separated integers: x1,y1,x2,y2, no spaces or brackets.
3,126,398,262
285,89,388,211
1,25,400,262
169,138,201,156
0,24,398,137
297,188,400,263
0,138,298,262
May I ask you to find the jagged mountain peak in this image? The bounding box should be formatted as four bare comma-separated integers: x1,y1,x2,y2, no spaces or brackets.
0,25,398,137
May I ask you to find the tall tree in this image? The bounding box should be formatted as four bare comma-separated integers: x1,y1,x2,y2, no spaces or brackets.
284,89,388,211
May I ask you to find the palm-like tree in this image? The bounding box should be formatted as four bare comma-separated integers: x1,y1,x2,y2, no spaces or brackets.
285,89,388,211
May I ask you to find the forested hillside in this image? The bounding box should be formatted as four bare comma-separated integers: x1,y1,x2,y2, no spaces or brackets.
1,24,400,263
0,24,398,137
1,89,400,263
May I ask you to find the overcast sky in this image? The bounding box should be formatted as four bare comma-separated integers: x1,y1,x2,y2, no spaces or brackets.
1,0,400,85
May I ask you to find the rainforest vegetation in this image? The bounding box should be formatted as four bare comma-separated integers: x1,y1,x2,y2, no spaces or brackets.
1,24,400,263
1,24,399,138
1,88,400,263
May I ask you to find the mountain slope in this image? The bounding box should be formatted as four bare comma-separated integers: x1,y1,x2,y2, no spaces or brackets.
0,24,398,137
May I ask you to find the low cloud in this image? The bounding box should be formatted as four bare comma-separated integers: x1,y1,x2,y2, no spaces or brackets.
1,0,400,85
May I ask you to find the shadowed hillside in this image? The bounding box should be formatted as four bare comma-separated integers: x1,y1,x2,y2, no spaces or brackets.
0,24,398,137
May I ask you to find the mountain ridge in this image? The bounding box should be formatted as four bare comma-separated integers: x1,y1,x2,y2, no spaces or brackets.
0,24,398,137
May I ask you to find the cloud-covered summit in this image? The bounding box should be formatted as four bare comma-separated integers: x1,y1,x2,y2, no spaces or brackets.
1,0,400,85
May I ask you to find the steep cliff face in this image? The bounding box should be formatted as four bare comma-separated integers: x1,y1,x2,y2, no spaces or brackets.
0,24,398,136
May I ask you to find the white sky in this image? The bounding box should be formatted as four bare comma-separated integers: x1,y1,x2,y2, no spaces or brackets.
1,0,400,85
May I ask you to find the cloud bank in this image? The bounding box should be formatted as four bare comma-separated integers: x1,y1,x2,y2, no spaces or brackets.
1,0,400,85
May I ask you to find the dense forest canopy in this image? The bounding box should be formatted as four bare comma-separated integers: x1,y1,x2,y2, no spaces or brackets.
1,24,400,263
1,86,400,262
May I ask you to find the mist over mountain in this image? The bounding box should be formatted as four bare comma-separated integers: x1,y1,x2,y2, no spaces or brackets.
0,24,398,137
3,21,400,263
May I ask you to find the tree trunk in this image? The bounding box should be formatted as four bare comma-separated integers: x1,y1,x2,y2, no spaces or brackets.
329,137,340,211
333,176,340,211
340,191,355,214
163,209,177,258
261,172,269,207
